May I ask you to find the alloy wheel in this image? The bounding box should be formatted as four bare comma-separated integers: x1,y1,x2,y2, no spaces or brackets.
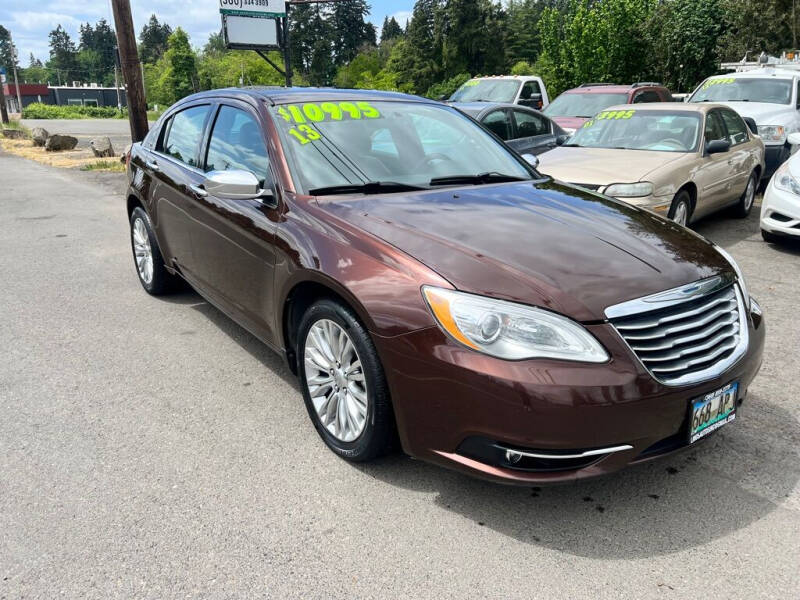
672,201,688,226
744,176,755,212
132,217,154,285
304,319,368,442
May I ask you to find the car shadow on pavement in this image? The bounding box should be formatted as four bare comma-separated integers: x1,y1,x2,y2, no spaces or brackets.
356,393,799,559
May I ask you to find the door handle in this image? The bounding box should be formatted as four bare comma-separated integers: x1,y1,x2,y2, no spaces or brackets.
189,184,208,197
145,159,159,171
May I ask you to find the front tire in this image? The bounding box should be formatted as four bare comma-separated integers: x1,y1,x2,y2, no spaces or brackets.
129,206,177,295
297,298,395,462
735,172,758,218
668,190,692,227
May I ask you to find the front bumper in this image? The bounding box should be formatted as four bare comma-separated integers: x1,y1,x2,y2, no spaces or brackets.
374,302,765,484
761,174,800,237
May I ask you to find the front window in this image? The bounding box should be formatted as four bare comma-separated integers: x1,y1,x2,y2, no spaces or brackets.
449,79,521,103
690,78,792,105
544,92,629,118
566,109,702,153
272,100,533,193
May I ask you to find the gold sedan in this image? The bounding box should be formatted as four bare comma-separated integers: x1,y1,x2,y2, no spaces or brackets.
537,103,765,226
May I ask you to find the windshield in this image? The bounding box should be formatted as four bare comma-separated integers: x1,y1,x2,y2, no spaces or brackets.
272,100,533,193
449,79,521,103
567,109,701,153
544,92,629,118
690,77,792,105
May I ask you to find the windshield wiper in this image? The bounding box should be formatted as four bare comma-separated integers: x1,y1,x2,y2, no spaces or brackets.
309,181,428,196
429,172,528,186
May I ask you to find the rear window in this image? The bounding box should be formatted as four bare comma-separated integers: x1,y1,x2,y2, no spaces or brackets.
544,92,629,118
161,105,210,167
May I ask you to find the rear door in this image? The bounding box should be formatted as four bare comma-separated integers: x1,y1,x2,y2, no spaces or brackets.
719,108,753,200
695,109,734,215
146,103,212,277
507,108,557,155
189,101,279,343
480,108,513,142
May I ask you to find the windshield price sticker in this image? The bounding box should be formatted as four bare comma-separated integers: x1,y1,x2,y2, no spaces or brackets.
584,109,635,128
462,80,479,87
702,77,736,90
278,102,381,125
278,102,383,145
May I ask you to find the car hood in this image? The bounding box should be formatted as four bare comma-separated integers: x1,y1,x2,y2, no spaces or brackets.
317,181,729,322
537,147,685,186
705,101,794,124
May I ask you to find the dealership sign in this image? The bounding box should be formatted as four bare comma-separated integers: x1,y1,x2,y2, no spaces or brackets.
219,0,286,18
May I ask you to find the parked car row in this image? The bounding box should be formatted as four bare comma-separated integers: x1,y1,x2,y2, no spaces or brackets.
125,87,765,485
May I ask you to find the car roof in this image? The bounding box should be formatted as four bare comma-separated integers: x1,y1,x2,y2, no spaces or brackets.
603,102,717,114
175,86,437,106
563,83,666,94
706,69,797,81
450,101,541,116
468,75,541,81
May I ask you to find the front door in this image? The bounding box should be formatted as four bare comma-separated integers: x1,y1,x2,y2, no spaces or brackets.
188,102,279,343
694,109,734,217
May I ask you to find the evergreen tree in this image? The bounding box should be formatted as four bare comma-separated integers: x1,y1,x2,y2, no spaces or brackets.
290,4,336,85
0,25,18,75
381,17,404,42
77,19,117,84
331,0,377,63
48,25,78,82
139,15,173,64
398,0,443,93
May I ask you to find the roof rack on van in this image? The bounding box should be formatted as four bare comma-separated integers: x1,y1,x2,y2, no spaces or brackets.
578,83,615,87
631,81,662,88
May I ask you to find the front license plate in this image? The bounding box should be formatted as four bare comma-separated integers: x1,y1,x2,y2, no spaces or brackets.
689,382,738,444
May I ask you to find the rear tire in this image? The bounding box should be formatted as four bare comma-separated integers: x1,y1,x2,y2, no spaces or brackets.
129,206,178,295
297,298,395,462
734,172,758,218
668,190,692,227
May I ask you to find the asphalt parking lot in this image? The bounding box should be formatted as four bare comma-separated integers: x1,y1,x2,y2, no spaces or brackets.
1,150,799,599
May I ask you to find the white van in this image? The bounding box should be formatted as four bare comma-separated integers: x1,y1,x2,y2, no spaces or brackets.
448,76,551,110
689,68,800,179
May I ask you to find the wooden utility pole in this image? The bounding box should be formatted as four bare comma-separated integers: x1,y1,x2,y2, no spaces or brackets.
110,0,148,142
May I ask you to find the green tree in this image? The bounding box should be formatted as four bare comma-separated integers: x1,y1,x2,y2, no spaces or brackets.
395,0,443,93
139,15,173,64
642,0,724,92
23,54,50,83
441,0,507,77
381,17,404,42
716,0,790,61
331,0,377,63
166,28,197,101
290,4,336,85
48,25,78,83
0,26,19,75
77,19,117,84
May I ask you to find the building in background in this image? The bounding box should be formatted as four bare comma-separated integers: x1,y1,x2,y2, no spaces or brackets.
2,82,127,114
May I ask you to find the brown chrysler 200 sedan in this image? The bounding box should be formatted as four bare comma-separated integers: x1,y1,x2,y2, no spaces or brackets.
125,88,765,484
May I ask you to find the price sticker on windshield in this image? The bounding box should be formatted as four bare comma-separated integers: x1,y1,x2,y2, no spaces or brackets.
277,101,381,125
596,109,635,120
702,77,736,90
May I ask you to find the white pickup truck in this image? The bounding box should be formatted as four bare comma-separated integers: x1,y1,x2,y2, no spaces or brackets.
448,76,551,110
689,68,800,179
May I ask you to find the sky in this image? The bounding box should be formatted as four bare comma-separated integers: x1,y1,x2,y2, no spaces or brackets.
1,0,413,72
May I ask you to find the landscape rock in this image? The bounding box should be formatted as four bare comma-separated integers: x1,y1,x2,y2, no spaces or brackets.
45,134,79,152
2,129,25,139
90,136,115,158
31,127,49,147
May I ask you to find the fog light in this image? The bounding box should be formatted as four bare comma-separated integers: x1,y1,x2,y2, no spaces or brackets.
505,449,523,464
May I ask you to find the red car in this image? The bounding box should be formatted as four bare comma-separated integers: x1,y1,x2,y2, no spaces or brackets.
125,88,764,484
544,82,672,134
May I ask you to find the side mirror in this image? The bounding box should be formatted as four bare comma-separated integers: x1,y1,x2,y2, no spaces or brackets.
437,94,448,102
556,134,570,146
202,169,272,200
743,117,758,134
706,139,731,155
519,93,543,109
787,132,800,146
521,153,540,169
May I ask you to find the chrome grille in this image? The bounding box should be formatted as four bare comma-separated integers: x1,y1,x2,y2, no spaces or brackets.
607,279,748,386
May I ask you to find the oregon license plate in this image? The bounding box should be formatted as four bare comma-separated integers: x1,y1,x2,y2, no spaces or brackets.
689,382,738,444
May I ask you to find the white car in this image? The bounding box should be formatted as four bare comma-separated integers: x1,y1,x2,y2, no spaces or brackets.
689,68,800,180
761,131,800,242
448,76,551,110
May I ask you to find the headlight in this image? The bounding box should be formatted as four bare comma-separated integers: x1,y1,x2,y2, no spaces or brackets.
773,160,800,195
714,245,750,309
422,286,609,362
757,125,786,144
604,182,654,198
